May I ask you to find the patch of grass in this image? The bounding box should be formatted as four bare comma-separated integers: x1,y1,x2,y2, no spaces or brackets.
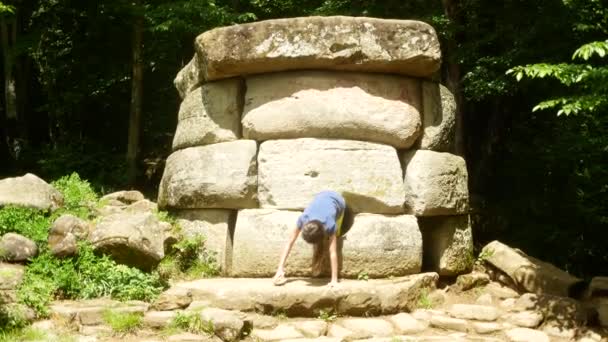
317,309,337,323
167,311,214,335
0,206,51,245
51,172,99,219
476,248,495,265
0,327,47,342
102,310,143,335
417,290,433,309
157,235,220,282
357,271,369,281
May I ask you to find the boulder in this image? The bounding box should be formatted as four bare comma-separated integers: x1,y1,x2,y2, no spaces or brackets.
158,140,258,209
455,272,490,291
0,173,63,211
194,16,440,81
170,273,438,317
258,139,405,214
481,240,584,297
48,214,91,257
242,71,422,148
0,233,38,262
174,55,201,99
89,212,166,271
199,307,246,342
100,190,144,205
175,209,234,273
419,82,456,152
231,209,422,278
172,79,244,151
0,262,24,303
419,215,473,276
401,150,469,216
585,276,608,298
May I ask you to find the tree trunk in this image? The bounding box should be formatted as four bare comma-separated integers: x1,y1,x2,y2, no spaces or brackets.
126,2,144,185
441,0,465,157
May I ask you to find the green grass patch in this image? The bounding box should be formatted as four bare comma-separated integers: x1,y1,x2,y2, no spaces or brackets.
157,234,220,282
0,206,51,245
0,327,47,342
102,310,143,335
167,311,214,335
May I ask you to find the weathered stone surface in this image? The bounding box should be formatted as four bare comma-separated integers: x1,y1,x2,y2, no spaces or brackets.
0,233,37,261
327,324,353,339
476,294,494,305
292,320,327,337
456,272,490,291
0,263,24,293
0,173,64,211
420,215,473,276
252,324,304,341
471,322,503,334
175,209,233,274
504,311,543,328
401,150,469,216
483,282,520,299
419,82,456,152
153,287,192,311
144,310,179,328
505,328,550,342
232,209,422,277
50,299,149,326
170,273,438,317
173,79,244,151
199,308,245,342
101,190,144,204
481,240,584,297
586,276,608,298
258,139,405,214
339,318,394,338
389,313,425,334
48,214,91,258
168,332,222,342
243,71,422,148
126,199,158,213
194,16,440,81
429,315,469,332
90,212,165,271
447,304,499,321
174,55,201,100
158,141,258,209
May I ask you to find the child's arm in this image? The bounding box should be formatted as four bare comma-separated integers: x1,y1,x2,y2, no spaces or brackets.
328,234,339,286
273,227,300,282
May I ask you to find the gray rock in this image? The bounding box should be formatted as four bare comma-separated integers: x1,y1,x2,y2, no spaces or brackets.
100,190,144,204
158,141,258,209
447,304,500,321
144,310,179,328
505,328,549,342
153,287,192,311
194,16,440,81
0,173,64,211
419,82,456,152
401,150,469,216
174,56,201,100
292,320,327,337
476,293,494,305
258,139,405,214
199,307,246,342
481,240,584,297
48,214,91,257
429,315,469,332
504,311,544,328
339,318,394,338
471,322,503,334
0,233,38,262
90,212,165,271
456,272,490,291
389,313,426,334
251,324,304,341
126,199,158,213
484,282,520,299
243,71,422,149
0,263,25,300
231,209,422,278
173,79,244,151
586,276,608,298
419,215,473,276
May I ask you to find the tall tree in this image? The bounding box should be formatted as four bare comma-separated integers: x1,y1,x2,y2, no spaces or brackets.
127,0,144,185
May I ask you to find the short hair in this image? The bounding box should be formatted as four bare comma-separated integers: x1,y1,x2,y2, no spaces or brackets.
301,220,324,244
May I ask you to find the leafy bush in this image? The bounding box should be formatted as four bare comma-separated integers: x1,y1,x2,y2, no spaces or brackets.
168,311,214,335
157,235,219,282
0,207,51,245
102,310,143,334
51,173,99,219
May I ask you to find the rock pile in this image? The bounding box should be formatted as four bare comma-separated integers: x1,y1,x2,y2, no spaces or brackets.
158,16,473,278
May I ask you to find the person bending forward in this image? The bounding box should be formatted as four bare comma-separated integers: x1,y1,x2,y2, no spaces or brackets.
273,190,347,287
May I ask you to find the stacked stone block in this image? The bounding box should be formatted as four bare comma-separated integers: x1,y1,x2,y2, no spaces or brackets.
158,16,473,278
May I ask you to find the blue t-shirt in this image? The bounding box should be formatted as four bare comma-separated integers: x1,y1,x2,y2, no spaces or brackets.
297,191,346,235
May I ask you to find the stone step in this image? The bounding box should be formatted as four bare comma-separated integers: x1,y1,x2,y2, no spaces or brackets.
158,273,438,317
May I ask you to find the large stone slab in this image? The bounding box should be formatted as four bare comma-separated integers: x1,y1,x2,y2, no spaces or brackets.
419,215,473,276
194,16,440,81
419,82,456,152
0,173,64,211
243,71,422,148
168,273,438,317
174,56,201,99
481,240,584,297
174,209,235,274
231,210,422,278
258,139,405,214
172,79,244,151
401,150,469,216
158,140,258,209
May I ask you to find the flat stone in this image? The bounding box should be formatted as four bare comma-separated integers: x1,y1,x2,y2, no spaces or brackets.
170,273,438,317
172,79,244,151
153,287,193,311
0,173,64,211
401,150,469,216
199,307,245,342
419,215,473,275
101,191,144,204
542,322,576,339
476,293,494,305
419,82,456,152
504,311,543,328
389,313,426,334
193,16,440,81
158,140,258,209
243,71,422,149
411,309,444,323
484,282,519,299
429,315,469,332
456,272,490,291
167,333,220,342
505,328,550,342
448,304,500,321
175,209,233,274
500,298,517,310
471,322,503,334
251,324,304,341
339,318,394,338
481,240,583,297
0,263,25,290
144,311,179,328
258,139,405,214
0,233,38,262
50,299,149,326
291,320,327,337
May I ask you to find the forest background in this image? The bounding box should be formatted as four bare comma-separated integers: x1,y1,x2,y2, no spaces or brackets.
0,0,605,279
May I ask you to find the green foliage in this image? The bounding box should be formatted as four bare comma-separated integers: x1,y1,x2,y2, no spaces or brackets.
317,309,337,323
51,173,99,219
168,311,214,335
0,327,47,342
0,304,29,331
0,206,51,245
417,291,433,309
157,234,219,281
18,244,164,316
102,310,143,335
357,271,369,281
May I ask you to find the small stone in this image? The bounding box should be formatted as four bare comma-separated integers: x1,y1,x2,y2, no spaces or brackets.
0,263,25,290
389,313,426,334
471,322,503,334
430,315,469,332
514,293,538,311
327,324,353,339
0,233,38,261
339,318,394,337
484,282,519,299
476,293,493,305
292,320,327,337
251,324,304,341
501,298,516,310
144,311,179,328
542,322,576,339
101,190,145,204
153,288,193,311
504,311,543,328
412,309,444,322
448,304,500,321
199,308,245,342
456,272,490,291
505,328,550,342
